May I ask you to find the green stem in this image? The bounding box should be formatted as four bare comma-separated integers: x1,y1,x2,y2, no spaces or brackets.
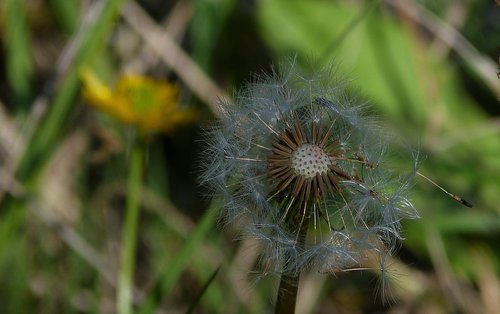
117,137,144,314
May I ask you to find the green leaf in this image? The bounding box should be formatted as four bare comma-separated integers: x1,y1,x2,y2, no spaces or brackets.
190,0,236,72
48,0,81,34
3,0,33,111
18,0,126,183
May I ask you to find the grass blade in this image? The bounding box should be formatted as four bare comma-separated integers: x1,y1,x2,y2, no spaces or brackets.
185,265,221,314
138,201,219,313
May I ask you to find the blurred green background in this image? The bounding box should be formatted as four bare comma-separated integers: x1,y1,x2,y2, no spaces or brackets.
0,0,499,313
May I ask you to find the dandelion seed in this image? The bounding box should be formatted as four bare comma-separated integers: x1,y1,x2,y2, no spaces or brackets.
200,59,420,311
373,253,400,305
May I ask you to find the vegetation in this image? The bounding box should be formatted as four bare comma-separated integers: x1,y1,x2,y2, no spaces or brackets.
0,0,498,313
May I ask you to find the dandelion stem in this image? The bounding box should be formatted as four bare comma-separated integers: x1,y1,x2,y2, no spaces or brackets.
275,202,311,314
275,272,301,314
117,136,145,314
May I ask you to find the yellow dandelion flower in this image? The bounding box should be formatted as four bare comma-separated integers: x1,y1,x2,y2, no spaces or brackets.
80,68,197,133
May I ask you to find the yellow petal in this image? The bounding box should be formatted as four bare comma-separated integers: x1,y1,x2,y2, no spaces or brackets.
80,68,115,112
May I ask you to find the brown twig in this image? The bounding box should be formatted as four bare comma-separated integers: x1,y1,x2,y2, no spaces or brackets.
122,2,229,116
426,229,483,314
123,0,194,73
385,0,500,96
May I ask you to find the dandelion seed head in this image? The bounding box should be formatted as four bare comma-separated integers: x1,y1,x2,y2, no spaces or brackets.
200,58,418,279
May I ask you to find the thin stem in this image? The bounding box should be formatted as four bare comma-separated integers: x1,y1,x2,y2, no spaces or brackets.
117,136,145,314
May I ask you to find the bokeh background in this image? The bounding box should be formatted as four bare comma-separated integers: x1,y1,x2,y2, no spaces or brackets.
0,0,499,313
